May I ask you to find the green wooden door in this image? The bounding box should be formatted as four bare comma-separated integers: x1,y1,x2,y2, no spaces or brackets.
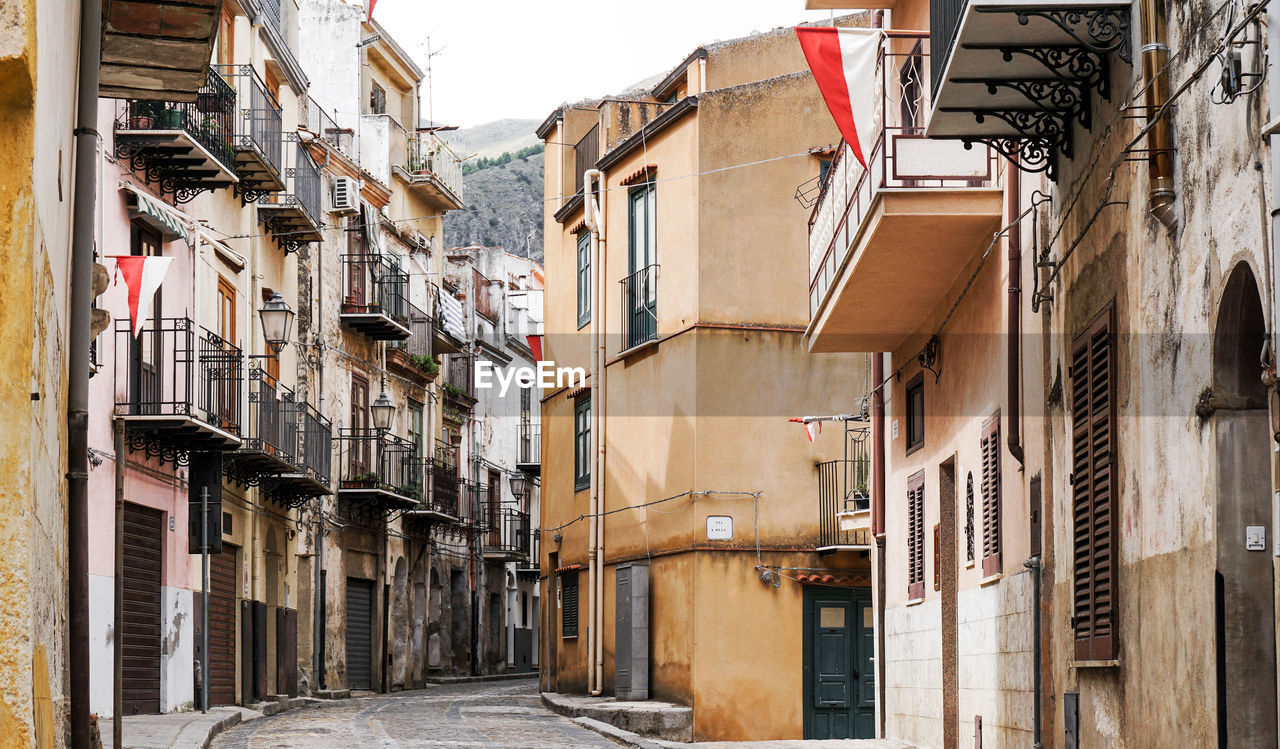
804,587,874,739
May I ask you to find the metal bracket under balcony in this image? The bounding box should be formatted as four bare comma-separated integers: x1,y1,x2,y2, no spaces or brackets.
927,0,1133,180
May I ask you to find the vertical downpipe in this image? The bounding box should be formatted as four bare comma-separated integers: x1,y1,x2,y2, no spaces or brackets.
871,353,886,737
583,167,606,696
1007,160,1025,468
69,0,102,745
1141,0,1176,228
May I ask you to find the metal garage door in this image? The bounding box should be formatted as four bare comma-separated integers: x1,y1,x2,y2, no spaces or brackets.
208,546,238,706
345,578,375,690
121,503,163,715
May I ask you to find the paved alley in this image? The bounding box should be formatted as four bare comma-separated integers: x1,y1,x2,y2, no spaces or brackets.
209,679,618,749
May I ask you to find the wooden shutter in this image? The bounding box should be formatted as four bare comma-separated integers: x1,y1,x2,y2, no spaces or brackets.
563,573,578,637
907,471,925,599
1071,306,1118,661
981,413,1002,576
933,524,941,591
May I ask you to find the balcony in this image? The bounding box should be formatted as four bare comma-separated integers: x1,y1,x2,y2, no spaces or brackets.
484,506,532,563
113,66,239,203
100,0,222,101
817,423,873,552
213,65,285,199
401,131,465,210
225,369,333,504
443,353,477,412
927,0,1133,179
113,317,242,454
304,97,355,158
405,441,461,522
806,33,1003,354
340,254,412,340
431,284,468,355
337,430,423,510
257,139,324,252
517,417,540,475
621,264,659,351
516,530,540,575
387,302,438,385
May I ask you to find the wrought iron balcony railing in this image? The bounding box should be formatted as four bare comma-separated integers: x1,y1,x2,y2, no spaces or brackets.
243,367,298,467
443,352,475,404
296,399,333,488
337,429,424,506
518,417,540,469
212,64,283,195
340,253,411,340
305,97,355,156
113,316,243,451
426,441,461,517
405,130,465,204
621,264,659,350
516,529,540,572
807,33,997,317
113,66,239,202
258,139,324,252
817,423,872,551
485,507,532,559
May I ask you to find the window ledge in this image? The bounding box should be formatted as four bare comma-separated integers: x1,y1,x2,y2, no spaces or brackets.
1073,659,1120,669
979,573,1003,587
561,634,578,640
965,559,976,569
610,336,661,363
905,597,925,607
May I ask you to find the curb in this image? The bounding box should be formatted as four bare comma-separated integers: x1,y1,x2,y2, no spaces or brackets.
425,672,539,685
573,716,673,749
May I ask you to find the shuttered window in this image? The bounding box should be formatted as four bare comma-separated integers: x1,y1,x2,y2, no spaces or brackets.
574,398,590,491
561,572,579,638
576,231,591,328
1070,306,1118,661
981,413,1002,576
907,471,925,599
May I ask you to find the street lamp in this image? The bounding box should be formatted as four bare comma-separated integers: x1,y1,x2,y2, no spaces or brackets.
258,292,295,355
509,474,527,498
371,389,396,432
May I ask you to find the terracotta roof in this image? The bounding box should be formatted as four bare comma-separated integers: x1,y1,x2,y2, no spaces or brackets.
795,572,872,587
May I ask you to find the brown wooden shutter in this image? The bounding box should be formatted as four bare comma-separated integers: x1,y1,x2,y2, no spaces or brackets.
1071,306,1118,661
981,412,1002,576
907,471,925,599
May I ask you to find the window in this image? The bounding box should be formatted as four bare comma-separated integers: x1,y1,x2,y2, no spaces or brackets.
981,412,1002,576
818,157,832,187
370,82,386,115
561,572,578,638
625,180,658,348
907,471,925,599
217,7,235,69
574,397,590,491
216,276,236,345
576,230,590,328
264,66,283,104
905,374,925,453
350,374,370,474
1070,305,1118,661
409,400,424,460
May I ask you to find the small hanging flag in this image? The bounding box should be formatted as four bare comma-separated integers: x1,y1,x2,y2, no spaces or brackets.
367,0,378,22
527,335,543,364
794,26,882,169
789,417,822,442
107,255,173,336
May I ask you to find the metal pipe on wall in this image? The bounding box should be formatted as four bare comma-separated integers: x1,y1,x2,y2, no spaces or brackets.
113,422,125,748
1007,160,1025,468
1140,0,1176,228
583,167,607,696
871,353,886,737
69,0,102,744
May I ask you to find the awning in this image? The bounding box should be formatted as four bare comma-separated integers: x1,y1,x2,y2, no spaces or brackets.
121,183,192,243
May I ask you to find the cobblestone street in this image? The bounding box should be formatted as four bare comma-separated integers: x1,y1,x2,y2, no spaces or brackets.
210,679,619,749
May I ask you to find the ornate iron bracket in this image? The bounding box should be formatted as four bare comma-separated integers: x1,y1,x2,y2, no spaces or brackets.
975,6,1132,64
962,137,1058,179
124,428,191,467
954,77,1092,128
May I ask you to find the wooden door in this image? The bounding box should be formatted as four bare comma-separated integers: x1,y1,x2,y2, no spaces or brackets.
345,578,375,690
803,587,874,739
208,546,238,706
350,375,370,475
214,275,238,428
122,503,163,715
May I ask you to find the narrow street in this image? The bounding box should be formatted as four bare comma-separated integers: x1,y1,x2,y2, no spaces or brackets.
209,679,619,748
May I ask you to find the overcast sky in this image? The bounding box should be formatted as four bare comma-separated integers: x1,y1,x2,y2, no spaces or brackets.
371,1,839,128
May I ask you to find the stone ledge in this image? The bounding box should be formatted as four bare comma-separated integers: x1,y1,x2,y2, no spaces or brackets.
425,672,539,685
312,689,352,700
542,691,693,743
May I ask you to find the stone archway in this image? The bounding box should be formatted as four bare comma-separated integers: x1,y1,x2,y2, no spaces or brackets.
391,557,409,688
1212,262,1276,747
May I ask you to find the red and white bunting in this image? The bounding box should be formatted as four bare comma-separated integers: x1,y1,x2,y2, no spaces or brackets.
105,255,174,336
795,26,882,169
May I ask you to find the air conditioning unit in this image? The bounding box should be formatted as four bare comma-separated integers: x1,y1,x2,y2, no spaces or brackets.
331,176,358,214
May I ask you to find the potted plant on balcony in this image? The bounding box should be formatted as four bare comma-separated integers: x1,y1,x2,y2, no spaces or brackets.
411,354,439,378
158,106,184,130
128,101,162,130
343,471,381,489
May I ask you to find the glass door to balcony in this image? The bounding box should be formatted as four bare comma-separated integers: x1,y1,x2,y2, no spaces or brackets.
626,180,657,349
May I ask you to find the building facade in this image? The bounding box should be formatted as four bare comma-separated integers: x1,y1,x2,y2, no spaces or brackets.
806,0,1280,746
537,22,872,742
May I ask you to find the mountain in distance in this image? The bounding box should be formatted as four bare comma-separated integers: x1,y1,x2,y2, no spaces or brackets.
444,119,545,263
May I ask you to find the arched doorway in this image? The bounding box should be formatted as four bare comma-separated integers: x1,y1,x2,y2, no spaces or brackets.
412,558,427,685
1213,262,1276,747
391,557,408,688
264,527,282,696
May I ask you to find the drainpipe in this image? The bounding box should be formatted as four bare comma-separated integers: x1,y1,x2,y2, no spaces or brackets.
68,0,102,744
1269,0,1280,443
583,167,606,696
1140,0,1176,228
1006,160,1025,468
870,353,886,737
1024,554,1043,749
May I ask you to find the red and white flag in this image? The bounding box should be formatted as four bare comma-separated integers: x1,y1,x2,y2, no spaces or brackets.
795,27,882,169
106,255,173,336
526,335,543,364
367,0,377,22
